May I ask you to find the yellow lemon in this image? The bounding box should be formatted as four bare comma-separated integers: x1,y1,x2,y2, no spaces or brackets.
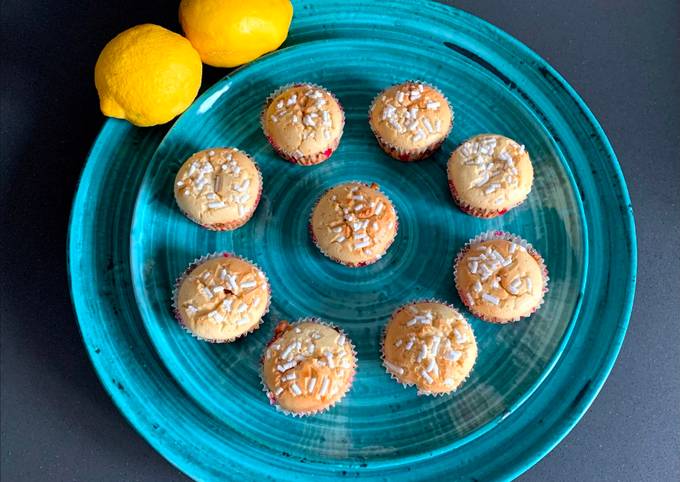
95,24,202,127
179,0,293,68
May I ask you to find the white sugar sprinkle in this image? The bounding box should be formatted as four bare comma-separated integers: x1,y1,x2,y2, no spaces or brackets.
281,343,295,360
417,343,428,362
374,201,384,215
207,201,225,209
207,310,224,323
431,336,441,356
277,361,297,372
319,377,330,397
445,350,461,361
290,382,302,396
225,274,238,293
465,293,475,306
420,369,433,384
235,317,250,326
283,372,297,381
394,339,403,347
275,386,284,396
385,361,404,375
484,183,501,194
307,376,317,393
482,293,500,305
426,357,438,373
454,328,467,344
240,280,257,289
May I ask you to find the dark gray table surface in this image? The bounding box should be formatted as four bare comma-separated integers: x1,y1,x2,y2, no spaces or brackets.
2,0,679,480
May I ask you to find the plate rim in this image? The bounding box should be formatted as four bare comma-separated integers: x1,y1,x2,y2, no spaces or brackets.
67,1,637,479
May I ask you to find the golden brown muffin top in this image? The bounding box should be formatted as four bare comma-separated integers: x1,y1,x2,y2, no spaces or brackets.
262,321,356,414
174,148,261,227
455,238,546,322
262,83,344,156
448,134,533,212
382,302,477,395
175,255,269,341
369,81,452,151
310,182,398,266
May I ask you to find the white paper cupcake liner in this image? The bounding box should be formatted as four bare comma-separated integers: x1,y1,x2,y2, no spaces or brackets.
260,82,346,165
259,318,357,417
453,231,549,323
308,181,399,268
171,252,271,343
380,298,477,396
174,147,264,231
368,80,454,162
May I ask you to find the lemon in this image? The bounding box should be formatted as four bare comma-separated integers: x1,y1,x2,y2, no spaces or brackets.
95,24,202,127
179,0,293,68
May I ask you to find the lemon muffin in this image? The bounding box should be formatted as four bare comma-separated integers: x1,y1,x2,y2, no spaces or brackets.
310,181,398,267
368,81,453,161
447,134,533,218
262,83,344,165
262,319,356,416
173,253,270,342
382,301,477,395
454,232,548,323
174,147,262,230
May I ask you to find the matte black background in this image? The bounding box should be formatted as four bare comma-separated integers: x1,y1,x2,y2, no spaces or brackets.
1,1,679,480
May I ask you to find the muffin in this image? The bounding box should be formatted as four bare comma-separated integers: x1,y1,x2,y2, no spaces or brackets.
454,231,548,323
262,83,344,165
310,181,398,267
261,319,356,416
382,301,477,395
174,147,262,230
368,81,453,161
173,253,270,342
447,134,533,218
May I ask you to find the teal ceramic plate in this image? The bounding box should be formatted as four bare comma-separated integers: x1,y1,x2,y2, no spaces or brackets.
69,1,636,480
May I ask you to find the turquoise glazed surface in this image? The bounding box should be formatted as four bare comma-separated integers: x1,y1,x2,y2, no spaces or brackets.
68,1,636,480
